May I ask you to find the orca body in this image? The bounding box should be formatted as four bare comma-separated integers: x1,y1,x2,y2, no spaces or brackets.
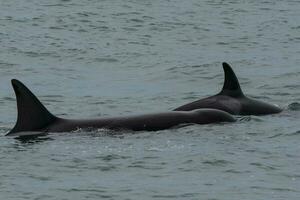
6,79,235,136
174,63,282,115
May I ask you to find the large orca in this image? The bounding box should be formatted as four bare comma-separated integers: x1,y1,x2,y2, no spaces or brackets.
6,79,235,137
174,62,282,115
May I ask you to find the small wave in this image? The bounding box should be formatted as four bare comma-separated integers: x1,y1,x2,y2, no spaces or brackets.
23,51,60,58
165,63,213,74
42,3,70,7
288,102,300,111
283,84,300,89
268,133,283,138
202,159,233,167
1,97,15,101
277,71,300,78
59,188,108,193
14,135,53,144
152,194,180,198
287,130,300,136
291,26,300,30
128,163,164,170
239,116,251,122
250,186,297,192
238,116,264,122
246,132,261,136
0,61,18,67
224,169,251,174
146,147,164,152
29,174,52,181
250,162,278,171
152,193,199,198
93,165,118,172
96,154,130,161
94,57,119,63
70,128,122,137
129,18,144,23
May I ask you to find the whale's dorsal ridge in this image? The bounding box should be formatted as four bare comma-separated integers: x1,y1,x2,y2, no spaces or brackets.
7,79,57,135
219,62,244,97
174,63,282,115
7,80,236,136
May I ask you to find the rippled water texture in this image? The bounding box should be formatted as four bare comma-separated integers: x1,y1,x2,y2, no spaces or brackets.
1,0,300,199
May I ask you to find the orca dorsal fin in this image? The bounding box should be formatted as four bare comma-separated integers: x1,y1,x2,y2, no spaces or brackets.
219,62,244,97
7,79,57,135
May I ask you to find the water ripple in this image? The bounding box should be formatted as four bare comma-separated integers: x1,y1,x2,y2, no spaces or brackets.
288,102,300,111
287,130,300,137
1,1,300,199
202,159,233,167
250,162,279,171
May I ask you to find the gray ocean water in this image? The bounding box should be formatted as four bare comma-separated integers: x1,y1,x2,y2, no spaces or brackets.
0,0,300,199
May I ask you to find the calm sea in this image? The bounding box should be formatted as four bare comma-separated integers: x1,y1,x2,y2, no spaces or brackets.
0,0,300,199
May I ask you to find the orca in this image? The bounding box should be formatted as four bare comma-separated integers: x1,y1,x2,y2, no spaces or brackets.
6,79,235,137
174,62,282,115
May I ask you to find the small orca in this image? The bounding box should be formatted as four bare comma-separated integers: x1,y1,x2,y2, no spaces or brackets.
6,79,235,137
174,62,282,115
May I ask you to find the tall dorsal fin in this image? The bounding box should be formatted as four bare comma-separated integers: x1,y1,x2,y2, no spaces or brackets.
6,79,57,135
219,62,244,97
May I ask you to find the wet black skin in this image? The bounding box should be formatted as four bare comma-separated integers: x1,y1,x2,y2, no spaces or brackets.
174,62,282,115
6,79,235,137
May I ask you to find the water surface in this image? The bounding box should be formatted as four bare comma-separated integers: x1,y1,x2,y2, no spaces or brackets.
1,0,300,199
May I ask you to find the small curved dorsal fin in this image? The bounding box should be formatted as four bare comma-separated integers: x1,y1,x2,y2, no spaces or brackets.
6,79,57,135
219,62,244,97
